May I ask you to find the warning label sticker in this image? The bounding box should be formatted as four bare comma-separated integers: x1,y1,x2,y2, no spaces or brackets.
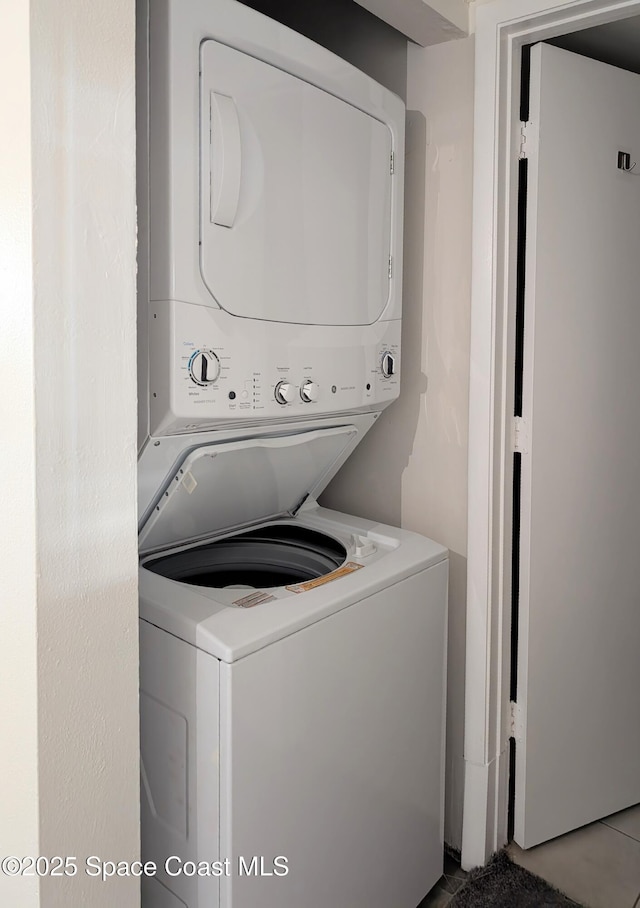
286,562,364,594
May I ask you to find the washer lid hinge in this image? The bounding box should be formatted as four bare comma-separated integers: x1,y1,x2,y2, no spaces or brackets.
388,256,393,279
295,494,318,514
291,492,311,516
512,415,529,453
390,151,395,174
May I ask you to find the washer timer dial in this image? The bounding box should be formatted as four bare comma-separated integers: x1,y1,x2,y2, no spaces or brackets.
188,350,221,386
381,352,396,378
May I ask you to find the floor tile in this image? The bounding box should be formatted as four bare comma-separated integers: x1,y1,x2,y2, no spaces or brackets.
417,881,452,908
439,873,465,895
508,821,640,908
601,804,640,842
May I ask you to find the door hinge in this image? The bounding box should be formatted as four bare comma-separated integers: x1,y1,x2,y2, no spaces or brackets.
388,256,393,279
512,416,529,453
519,121,531,159
390,151,395,174
509,700,523,738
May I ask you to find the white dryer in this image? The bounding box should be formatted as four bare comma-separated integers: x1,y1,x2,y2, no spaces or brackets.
137,0,404,440
137,1,447,906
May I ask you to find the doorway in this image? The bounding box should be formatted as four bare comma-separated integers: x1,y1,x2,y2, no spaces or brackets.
463,0,640,872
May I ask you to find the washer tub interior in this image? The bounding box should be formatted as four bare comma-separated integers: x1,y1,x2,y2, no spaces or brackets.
144,523,347,589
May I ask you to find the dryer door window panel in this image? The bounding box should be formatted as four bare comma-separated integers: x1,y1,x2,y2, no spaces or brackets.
200,40,393,327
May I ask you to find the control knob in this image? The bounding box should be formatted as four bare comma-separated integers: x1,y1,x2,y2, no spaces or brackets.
381,352,396,378
189,349,220,385
300,380,320,403
274,381,296,405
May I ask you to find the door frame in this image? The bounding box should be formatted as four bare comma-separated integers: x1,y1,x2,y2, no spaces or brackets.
462,0,640,870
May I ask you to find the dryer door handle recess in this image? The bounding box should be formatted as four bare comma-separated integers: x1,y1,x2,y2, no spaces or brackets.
210,91,242,228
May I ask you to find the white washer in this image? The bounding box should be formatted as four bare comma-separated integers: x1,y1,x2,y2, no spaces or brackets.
138,422,448,908
137,2,447,906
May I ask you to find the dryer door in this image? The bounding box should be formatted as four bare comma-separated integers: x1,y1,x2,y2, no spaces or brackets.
200,40,393,327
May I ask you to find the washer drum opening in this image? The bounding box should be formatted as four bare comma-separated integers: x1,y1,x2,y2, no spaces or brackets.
145,524,347,589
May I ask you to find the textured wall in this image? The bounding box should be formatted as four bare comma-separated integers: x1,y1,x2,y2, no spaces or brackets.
322,35,475,850
0,2,140,906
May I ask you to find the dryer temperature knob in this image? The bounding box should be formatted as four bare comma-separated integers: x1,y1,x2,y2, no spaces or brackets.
274,381,296,405
300,380,319,403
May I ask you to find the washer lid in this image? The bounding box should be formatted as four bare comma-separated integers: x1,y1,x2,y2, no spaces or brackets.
138,425,357,554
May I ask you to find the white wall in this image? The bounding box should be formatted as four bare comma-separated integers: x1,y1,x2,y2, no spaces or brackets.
0,3,40,904
322,34,475,851
0,2,140,906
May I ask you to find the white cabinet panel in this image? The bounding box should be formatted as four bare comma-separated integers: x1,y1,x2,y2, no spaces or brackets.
219,564,448,908
140,620,221,907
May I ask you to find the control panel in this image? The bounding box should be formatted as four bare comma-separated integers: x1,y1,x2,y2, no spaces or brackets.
149,301,401,436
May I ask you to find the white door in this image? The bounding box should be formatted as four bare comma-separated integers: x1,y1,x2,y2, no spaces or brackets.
515,42,640,848
199,40,394,326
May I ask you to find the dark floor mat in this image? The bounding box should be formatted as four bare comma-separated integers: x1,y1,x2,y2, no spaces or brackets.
449,850,585,907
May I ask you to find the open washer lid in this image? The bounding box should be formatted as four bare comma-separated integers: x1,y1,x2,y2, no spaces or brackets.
138,425,357,555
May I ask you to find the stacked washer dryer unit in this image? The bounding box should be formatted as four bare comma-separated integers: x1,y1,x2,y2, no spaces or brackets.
137,1,448,906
